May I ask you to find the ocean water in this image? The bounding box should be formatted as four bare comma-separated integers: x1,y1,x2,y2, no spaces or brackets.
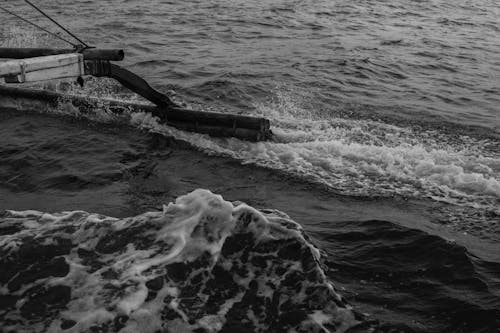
1,0,500,332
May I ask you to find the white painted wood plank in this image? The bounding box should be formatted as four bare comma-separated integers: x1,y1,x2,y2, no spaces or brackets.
0,54,83,77
0,61,23,76
23,63,83,82
0,53,84,82
23,54,82,73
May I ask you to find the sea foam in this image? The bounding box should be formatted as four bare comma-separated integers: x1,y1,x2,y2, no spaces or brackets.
131,103,500,214
0,189,364,333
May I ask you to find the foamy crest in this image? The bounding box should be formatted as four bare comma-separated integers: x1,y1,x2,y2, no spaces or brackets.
131,95,500,215
0,190,363,332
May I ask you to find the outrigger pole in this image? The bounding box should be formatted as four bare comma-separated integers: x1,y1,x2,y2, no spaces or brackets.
0,47,272,141
0,48,124,61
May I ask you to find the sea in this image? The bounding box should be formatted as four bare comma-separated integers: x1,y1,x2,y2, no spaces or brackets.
0,0,499,332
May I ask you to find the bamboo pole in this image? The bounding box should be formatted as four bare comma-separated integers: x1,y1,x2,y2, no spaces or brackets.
0,48,124,61
0,85,272,141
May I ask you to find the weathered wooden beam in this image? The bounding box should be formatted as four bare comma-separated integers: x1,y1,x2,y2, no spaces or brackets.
0,48,124,61
0,54,84,83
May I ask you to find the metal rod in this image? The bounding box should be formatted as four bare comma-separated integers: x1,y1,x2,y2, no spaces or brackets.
24,0,90,48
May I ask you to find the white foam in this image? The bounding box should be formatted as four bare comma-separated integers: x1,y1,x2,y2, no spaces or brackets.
1,189,362,332
117,283,148,315
129,89,500,215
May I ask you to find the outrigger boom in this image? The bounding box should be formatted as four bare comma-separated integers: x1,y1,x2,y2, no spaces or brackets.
0,47,272,141
0,47,124,61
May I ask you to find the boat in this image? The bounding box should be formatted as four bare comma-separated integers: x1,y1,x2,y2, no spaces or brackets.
0,47,272,142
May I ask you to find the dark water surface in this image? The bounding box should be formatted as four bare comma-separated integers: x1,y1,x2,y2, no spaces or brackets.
1,0,500,332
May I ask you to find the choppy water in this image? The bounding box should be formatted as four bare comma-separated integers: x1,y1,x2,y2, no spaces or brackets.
1,0,500,332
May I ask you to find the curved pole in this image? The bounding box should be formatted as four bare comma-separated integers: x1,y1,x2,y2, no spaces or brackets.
108,63,177,110
84,60,177,112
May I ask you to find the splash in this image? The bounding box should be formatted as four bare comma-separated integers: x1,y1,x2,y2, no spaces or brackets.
0,189,364,333
130,89,500,216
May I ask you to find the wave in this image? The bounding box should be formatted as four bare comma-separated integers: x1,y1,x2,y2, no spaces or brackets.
129,88,500,213
2,79,499,228
316,219,500,332
0,189,366,332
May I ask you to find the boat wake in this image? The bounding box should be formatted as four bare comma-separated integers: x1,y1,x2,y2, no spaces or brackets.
2,78,499,239
131,88,500,217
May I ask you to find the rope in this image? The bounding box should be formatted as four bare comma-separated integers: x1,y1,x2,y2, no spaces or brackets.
24,0,90,48
0,5,77,47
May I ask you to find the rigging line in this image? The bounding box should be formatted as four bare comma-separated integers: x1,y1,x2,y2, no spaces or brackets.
24,0,90,48
0,5,77,47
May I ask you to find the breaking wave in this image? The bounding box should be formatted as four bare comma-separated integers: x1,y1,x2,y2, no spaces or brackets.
0,189,366,332
130,88,500,215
